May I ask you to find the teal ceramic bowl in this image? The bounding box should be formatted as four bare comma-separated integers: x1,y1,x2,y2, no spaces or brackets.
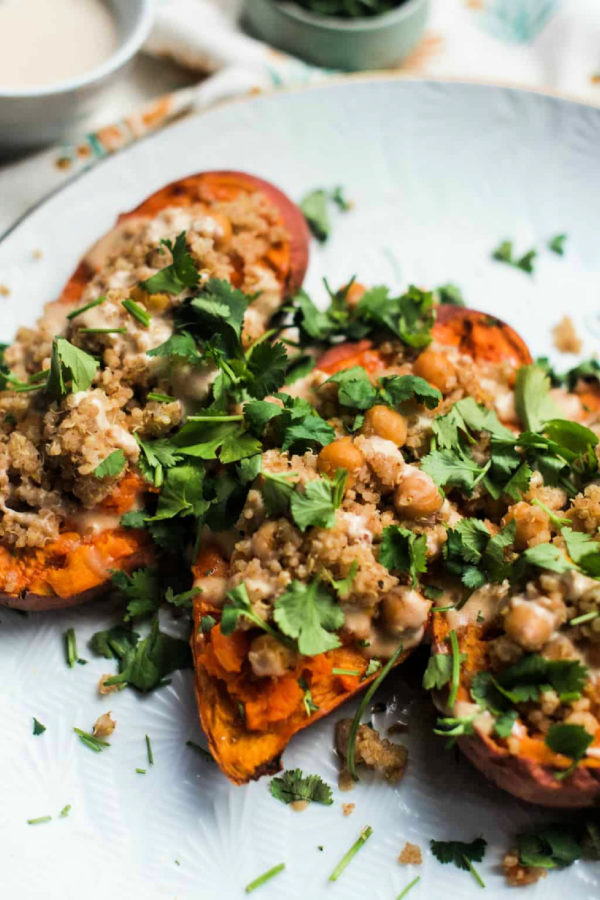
243,0,429,71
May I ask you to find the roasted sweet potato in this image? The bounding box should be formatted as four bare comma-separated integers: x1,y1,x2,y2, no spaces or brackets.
431,616,600,808
191,548,413,784
0,172,310,611
432,305,532,368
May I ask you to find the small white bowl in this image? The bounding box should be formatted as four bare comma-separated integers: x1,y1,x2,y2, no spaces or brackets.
0,0,154,152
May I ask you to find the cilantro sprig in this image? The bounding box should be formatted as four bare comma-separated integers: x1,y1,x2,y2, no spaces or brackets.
269,769,333,806
430,837,487,888
140,232,199,295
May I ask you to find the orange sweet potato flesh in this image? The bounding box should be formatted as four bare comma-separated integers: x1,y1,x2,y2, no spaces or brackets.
433,306,532,368
1,172,309,612
191,586,412,784
431,615,600,807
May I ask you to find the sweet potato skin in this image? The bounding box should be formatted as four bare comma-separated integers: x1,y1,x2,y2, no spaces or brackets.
433,306,532,368
2,172,309,612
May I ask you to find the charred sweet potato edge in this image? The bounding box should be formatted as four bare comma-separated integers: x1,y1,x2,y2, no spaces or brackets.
0,172,310,611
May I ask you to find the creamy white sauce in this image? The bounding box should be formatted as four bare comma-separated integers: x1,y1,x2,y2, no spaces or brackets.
337,511,372,544
70,508,122,535
0,0,119,89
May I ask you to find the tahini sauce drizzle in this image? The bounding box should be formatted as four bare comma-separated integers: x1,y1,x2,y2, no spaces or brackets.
0,0,119,89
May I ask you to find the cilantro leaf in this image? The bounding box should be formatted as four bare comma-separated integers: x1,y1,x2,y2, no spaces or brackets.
32,717,46,736
430,838,487,873
562,527,600,576
327,560,358,599
269,769,334,806
379,375,441,410
103,618,192,692
151,462,210,521
140,232,199,295
289,470,347,532
514,365,560,432
189,278,249,345
246,340,288,399
46,338,98,400
494,654,588,705
94,449,126,479
548,233,567,256
519,542,573,574
88,624,139,660
545,722,593,774
147,330,201,363
274,579,344,655
517,823,581,869
111,568,161,620
422,653,454,690
421,447,488,494
436,283,465,306
356,284,434,348
120,509,147,529
221,583,284,642
136,435,182,487
165,586,200,609
326,366,377,409
493,709,518,738
300,189,331,242
378,525,427,586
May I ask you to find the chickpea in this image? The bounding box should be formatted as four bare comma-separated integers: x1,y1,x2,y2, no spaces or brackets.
363,405,408,447
563,709,599,737
317,438,364,486
505,502,551,551
382,587,430,635
413,349,456,394
344,281,366,308
503,598,554,651
248,634,297,678
394,466,443,518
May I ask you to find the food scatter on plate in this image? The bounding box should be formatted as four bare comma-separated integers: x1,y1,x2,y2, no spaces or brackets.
2,174,600,892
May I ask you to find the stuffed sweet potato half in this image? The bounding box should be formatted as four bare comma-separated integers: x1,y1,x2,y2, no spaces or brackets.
0,171,309,610
422,321,600,806
188,285,543,783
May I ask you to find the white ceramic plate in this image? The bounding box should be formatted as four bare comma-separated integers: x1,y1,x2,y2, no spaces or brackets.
1,78,599,900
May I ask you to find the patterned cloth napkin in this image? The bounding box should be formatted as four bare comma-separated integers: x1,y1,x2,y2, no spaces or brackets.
1,0,599,236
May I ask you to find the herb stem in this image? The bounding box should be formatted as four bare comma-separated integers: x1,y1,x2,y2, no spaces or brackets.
78,327,127,335
66,296,105,320
27,816,51,825
187,414,244,423
245,862,285,893
147,391,175,403
122,298,151,327
396,875,421,899
332,668,360,677
447,629,461,709
64,628,77,668
431,605,455,613
347,644,404,780
328,826,373,882
74,727,110,752
464,856,485,889
570,610,599,626
145,733,154,766
531,497,570,528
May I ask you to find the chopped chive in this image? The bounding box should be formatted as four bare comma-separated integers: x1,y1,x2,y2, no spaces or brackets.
74,727,110,752
147,391,175,403
332,668,360,677
27,816,51,825
32,717,46,735
464,855,485,889
397,876,421,900
136,768,147,774
347,644,404,780
570,610,599,626
59,804,71,818
13,382,44,393
431,605,455,613
447,629,461,709
145,734,154,766
122,298,151,327
65,628,77,668
245,863,285,894
186,740,214,763
328,826,373,882
66,296,105,320
78,327,127,335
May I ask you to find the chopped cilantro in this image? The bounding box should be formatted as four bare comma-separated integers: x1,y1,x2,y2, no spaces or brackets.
140,232,199,295
436,283,465,306
59,804,71,818
357,284,434,348
514,365,560,432
46,337,97,400
548,233,567,256
300,186,350,241
289,470,347,532
145,734,154,766
327,560,358,599
135,435,182,488
545,723,594,778
102,618,192,692
200,615,216,633
274,579,344,655
492,240,537,274
111,567,161,620
32,717,46,736
269,769,333,806
165,586,200,608
433,715,475,744
147,391,176,403
64,627,86,667
94,449,126,479
66,296,105,320
517,823,581,868
378,525,427,587
422,653,454,691
27,816,52,825
430,837,487,888
88,624,139,660
120,509,147,529
326,366,377,409
364,658,382,678
147,331,201,364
